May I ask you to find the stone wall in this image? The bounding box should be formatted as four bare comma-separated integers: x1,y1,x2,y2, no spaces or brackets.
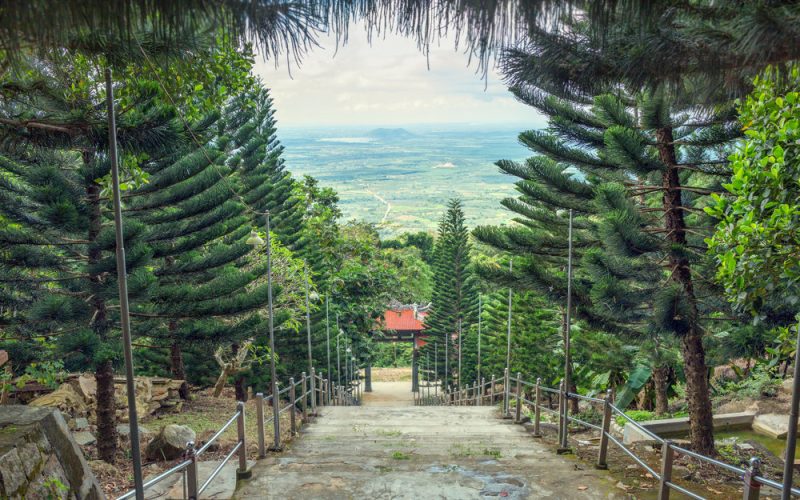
0,406,103,499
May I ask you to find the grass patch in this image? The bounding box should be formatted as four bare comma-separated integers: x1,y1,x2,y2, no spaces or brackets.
482,448,502,459
377,429,402,438
391,451,411,460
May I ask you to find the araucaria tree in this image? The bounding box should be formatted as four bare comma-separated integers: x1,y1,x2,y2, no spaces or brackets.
0,54,182,462
476,83,737,452
425,199,480,389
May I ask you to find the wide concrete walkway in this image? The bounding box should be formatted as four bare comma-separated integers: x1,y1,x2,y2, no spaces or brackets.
235,384,621,499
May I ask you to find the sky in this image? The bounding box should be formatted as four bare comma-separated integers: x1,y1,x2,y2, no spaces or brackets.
253,24,545,128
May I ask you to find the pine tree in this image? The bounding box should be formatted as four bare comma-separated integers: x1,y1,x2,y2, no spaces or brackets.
0,56,182,462
424,199,480,389
125,107,267,400
476,84,737,452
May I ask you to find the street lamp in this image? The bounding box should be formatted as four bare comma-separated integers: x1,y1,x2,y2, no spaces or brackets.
303,265,318,412
325,295,331,400
559,209,574,453
246,219,280,450
346,347,352,388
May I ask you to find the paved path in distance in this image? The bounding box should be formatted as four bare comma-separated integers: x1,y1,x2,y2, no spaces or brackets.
235,383,621,499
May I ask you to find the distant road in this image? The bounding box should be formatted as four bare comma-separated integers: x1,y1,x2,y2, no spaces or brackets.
363,186,391,224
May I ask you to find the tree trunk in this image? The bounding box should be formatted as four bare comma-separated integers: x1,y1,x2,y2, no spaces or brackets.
231,343,247,402
87,175,118,463
569,382,579,413
212,367,231,397
95,360,117,462
169,337,189,400
656,127,714,454
653,365,670,416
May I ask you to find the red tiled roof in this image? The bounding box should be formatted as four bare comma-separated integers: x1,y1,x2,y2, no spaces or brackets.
380,309,426,331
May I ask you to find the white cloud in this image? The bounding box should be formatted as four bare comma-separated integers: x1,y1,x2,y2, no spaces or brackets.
253,24,544,127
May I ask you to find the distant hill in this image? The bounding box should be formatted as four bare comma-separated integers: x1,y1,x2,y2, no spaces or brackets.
367,128,415,140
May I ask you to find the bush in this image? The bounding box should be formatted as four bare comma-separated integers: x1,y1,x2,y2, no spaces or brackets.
615,410,687,427
714,367,780,400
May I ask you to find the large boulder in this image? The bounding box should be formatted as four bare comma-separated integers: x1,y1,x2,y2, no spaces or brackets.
114,378,152,422
68,374,97,402
753,413,796,439
146,425,195,461
30,383,87,418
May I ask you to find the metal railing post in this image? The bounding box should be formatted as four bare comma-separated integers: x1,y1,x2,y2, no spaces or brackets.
310,367,317,415
503,368,510,417
490,375,495,405
742,457,762,500
255,393,266,458
514,372,523,423
556,379,564,447
301,372,309,421
186,442,198,500
236,401,251,479
658,440,673,500
480,377,485,405
596,389,612,469
289,378,297,436
474,381,479,406
271,381,281,450
533,378,542,438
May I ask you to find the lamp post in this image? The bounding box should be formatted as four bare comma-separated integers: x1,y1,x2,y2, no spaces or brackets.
106,69,143,500
477,295,482,385
559,209,574,452
781,321,800,499
458,318,462,388
246,214,280,450
304,266,318,412
336,327,342,387
506,258,513,379
326,295,331,395
346,347,352,388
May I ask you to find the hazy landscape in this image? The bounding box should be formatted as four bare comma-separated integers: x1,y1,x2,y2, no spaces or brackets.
278,124,536,235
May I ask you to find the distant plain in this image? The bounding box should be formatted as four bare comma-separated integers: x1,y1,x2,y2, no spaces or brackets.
278,124,534,235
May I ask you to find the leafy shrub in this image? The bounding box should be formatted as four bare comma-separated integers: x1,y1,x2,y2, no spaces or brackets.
615,410,687,427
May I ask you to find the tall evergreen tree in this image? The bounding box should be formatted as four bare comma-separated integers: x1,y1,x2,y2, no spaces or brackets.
424,199,480,389
0,55,181,462
476,84,737,452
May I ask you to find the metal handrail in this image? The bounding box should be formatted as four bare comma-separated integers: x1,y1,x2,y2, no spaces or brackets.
116,460,192,500
198,440,242,494
606,433,661,479
196,410,240,455
499,374,800,499
610,407,664,443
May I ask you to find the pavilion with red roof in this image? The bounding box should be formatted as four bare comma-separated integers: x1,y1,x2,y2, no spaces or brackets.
372,303,430,393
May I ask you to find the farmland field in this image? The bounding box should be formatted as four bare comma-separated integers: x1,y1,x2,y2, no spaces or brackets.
278,124,536,235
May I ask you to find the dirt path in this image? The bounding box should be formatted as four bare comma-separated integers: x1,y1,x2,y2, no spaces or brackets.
362,381,414,406
236,404,622,499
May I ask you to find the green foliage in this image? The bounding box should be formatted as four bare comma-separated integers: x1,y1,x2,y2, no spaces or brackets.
423,199,480,387
707,66,800,316
713,366,780,401
372,343,413,368
615,410,688,428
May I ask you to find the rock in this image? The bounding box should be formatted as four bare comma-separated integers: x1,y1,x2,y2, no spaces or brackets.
753,413,795,439
115,378,153,420
0,448,28,495
146,424,195,461
74,417,89,430
30,383,87,417
69,374,97,402
117,423,151,441
72,431,96,447
781,379,794,395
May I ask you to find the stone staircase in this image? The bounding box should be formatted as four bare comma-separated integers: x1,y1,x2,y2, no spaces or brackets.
234,404,621,499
